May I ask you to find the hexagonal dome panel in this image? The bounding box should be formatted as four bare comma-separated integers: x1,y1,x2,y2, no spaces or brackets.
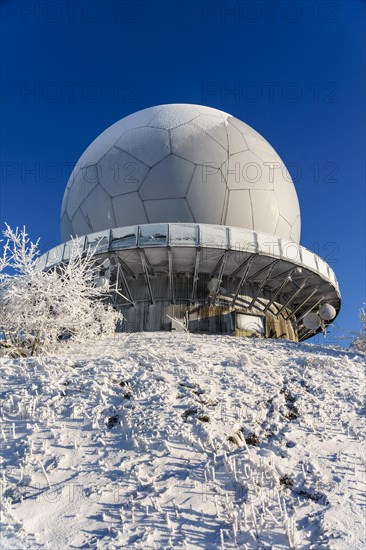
186,165,226,225
140,155,195,200
273,172,300,226
112,193,148,227
65,166,98,219
60,212,73,241
77,105,165,167
98,146,149,197
144,198,194,223
250,190,279,235
115,127,170,167
171,123,228,166
225,190,253,229
71,208,91,237
291,215,301,243
61,185,70,218
83,185,116,234
245,132,279,164
227,122,249,155
147,104,200,129
275,216,292,241
192,115,228,150
222,151,275,191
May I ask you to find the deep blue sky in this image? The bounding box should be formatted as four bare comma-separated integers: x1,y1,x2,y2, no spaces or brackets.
1,0,365,344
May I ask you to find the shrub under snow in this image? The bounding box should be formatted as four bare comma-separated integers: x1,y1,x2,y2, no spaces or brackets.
0,225,121,356
350,305,366,353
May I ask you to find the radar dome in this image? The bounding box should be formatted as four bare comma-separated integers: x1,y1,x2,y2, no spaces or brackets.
61,104,301,242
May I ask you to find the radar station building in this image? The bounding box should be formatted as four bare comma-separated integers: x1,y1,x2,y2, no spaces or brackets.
37,105,340,341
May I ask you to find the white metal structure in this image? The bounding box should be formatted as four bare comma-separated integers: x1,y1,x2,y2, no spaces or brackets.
39,104,341,340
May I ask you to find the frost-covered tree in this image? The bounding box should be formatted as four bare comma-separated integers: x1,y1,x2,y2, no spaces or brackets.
0,225,122,356
350,305,366,353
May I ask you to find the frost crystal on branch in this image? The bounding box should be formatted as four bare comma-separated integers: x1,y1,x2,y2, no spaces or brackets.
350,305,366,353
0,225,122,356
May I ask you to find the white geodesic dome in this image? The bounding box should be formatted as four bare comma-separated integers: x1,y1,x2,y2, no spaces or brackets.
61,104,301,242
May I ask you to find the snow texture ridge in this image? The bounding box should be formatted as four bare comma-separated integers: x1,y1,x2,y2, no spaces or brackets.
0,334,365,549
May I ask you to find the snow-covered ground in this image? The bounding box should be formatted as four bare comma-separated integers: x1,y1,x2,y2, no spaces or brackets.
0,333,365,549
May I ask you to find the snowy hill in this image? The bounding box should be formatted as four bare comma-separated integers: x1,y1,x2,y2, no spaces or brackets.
1,334,365,549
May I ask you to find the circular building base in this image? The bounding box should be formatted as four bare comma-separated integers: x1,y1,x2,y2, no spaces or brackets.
37,223,341,341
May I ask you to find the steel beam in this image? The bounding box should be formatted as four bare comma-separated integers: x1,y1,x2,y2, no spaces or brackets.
142,251,155,276
112,253,136,279
109,257,135,305
209,251,226,279
247,259,280,283
229,253,256,278
168,247,174,304
139,249,154,304
262,269,297,313
191,249,201,303
231,254,256,308
248,260,280,311
286,287,319,320
212,251,228,303
300,281,328,293
275,277,311,317
116,262,135,306
266,265,301,282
